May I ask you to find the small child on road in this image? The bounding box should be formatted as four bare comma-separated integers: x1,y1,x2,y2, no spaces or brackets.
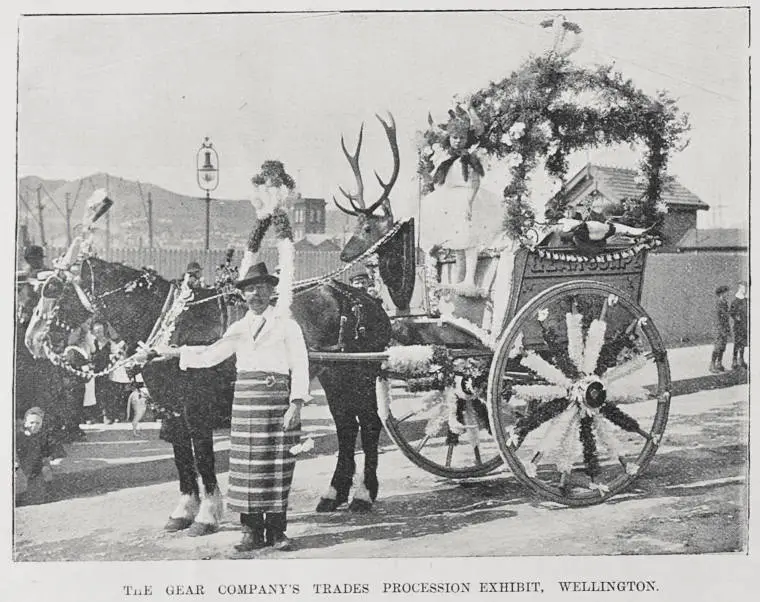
15,407,65,504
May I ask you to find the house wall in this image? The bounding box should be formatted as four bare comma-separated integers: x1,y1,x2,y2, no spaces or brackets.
660,208,697,251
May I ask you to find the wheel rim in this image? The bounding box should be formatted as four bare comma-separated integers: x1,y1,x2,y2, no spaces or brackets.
487,280,671,506
381,377,503,479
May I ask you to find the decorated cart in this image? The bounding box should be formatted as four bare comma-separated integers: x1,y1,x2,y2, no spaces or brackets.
305,21,688,507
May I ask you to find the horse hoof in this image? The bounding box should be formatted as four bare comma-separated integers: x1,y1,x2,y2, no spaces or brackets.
349,498,373,513
164,517,193,532
316,498,341,512
187,521,218,537
365,477,379,503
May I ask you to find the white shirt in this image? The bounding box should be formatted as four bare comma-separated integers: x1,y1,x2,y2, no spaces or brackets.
178,306,310,402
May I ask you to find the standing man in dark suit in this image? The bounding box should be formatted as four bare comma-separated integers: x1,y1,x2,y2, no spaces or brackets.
710,285,731,373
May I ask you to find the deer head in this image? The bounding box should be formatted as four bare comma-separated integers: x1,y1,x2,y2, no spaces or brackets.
334,113,399,262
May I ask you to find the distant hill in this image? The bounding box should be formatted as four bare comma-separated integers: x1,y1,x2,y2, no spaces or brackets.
17,174,313,250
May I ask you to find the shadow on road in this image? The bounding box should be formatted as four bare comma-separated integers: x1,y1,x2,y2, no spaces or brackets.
16,370,748,508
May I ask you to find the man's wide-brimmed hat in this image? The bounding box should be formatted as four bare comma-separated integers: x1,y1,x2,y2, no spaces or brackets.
24,245,44,260
236,262,279,289
185,261,203,276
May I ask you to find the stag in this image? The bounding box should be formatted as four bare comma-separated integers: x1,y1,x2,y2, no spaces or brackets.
333,113,416,313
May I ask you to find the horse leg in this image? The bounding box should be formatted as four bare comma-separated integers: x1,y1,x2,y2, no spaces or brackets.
350,378,382,512
187,435,222,537
185,372,223,537
166,438,200,532
317,371,359,512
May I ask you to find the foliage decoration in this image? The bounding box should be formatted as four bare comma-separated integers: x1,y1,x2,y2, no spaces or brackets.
417,54,690,242
251,160,296,190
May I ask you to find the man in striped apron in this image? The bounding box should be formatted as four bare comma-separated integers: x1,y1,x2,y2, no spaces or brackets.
161,262,309,552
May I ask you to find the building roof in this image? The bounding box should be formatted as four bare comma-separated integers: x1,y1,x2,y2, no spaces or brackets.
294,234,341,250
566,164,709,210
677,228,748,250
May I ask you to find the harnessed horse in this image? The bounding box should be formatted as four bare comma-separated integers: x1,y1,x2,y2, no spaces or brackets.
23,231,403,529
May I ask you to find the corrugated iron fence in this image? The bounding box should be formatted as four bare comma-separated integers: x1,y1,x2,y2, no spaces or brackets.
45,246,748,345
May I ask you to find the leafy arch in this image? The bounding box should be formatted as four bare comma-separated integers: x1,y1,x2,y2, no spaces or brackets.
418,54,690,242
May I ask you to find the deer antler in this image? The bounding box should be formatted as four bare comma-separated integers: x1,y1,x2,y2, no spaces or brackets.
365,112,399,217
338,124,365,211
332,194,357,216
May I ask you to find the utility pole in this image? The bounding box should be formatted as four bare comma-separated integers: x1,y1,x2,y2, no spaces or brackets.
36,186,46,247
148,191,153,248
105,174,111,251
64,192,72,245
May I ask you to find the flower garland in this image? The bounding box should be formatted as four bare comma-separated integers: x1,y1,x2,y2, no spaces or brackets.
381,344,490,439
417,54,690,242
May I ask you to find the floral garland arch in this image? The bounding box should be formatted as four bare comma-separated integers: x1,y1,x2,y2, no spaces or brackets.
418,54,690,243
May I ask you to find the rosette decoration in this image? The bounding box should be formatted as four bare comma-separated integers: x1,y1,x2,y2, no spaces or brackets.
488,282,671,504
380,345,491,447
417,52,690,243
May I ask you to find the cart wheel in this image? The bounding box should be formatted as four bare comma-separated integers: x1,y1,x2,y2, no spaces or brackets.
487,280,671,506
379,376,503,479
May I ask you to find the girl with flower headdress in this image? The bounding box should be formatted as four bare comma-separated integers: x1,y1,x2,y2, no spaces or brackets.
420,105,486,295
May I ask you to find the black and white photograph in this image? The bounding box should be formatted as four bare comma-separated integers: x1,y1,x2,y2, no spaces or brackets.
5,0,755,599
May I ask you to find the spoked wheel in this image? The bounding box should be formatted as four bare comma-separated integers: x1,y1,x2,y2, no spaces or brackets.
378,375,503,479
487,280,671,506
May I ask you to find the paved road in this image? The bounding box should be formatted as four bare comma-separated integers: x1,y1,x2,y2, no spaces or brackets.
13,345,748,562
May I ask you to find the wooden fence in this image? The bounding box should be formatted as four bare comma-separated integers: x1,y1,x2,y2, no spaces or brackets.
46,246,348,283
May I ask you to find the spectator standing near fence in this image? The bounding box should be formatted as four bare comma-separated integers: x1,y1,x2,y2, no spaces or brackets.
710,285,731,373
730,280,748,370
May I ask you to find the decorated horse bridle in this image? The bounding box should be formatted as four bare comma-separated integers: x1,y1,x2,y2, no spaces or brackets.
33,258,166,379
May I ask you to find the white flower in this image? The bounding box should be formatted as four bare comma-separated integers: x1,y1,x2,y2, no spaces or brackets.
536,308,549,322
509,122,527,140
633,174,647,186
537,121,553,139
505,152,524,168
547,140,561,156
656,201,669,214
625,462,640,476
500,132,513,146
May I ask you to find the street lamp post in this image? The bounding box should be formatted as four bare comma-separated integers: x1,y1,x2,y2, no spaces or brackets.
197,137,219,250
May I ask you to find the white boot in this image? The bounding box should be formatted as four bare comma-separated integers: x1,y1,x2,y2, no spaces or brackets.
450,247,482,297
188,487,222,537
165,493,200,532
349,463,373,513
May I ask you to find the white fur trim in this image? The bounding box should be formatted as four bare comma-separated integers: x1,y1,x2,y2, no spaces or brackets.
275,238,295,316
169,494,200,520
239,250,257,281
322,485,339,500
195,488,223,524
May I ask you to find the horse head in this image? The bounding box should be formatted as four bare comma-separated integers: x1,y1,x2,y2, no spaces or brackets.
335,113,399,262
24,265,95,359
76,257,172,351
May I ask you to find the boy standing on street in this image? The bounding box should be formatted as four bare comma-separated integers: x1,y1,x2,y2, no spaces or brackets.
710,285,731,373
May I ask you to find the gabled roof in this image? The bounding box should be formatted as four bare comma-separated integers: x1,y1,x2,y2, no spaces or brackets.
294,234,340,250
677,228,748,250
565,164,709,210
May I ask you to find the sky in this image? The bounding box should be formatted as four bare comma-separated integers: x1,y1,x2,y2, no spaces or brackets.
16,8,749,229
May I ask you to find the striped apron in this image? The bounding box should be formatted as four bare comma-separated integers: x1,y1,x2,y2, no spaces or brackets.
227,370,301,514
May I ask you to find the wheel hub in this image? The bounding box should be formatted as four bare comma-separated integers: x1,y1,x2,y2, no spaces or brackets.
569,376,607,409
